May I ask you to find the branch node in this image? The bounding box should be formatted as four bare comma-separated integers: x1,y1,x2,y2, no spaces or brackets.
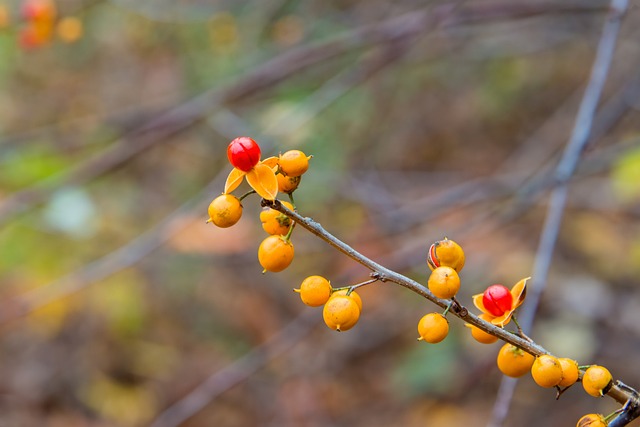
450,297,467,316
370,272,388,282
260,198,272,208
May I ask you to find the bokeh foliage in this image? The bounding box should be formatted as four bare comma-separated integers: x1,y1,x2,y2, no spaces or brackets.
0,1,639,426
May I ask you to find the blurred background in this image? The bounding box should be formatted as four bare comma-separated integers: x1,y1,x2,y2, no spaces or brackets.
0,0,639,426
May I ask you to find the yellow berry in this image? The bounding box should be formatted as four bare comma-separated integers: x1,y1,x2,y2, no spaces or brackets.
427,238,465,272
466,313,499,344
330,289,362,313
277,173,301,194
260,201,294,235
295,275,332,307
57,16,83,43
558,358,579,387
427,266,460,299
323,294,360,331
207,194,242,228
497,344,535,378
531,355,564,388
577,413,608,427
0,4,9,28
258,235,294,273
417,313,449,343
582,365,613,397
279,150,311,177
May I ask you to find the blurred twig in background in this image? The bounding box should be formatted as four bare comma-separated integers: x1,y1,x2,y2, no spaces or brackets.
490,1,629,425
1,1,639,426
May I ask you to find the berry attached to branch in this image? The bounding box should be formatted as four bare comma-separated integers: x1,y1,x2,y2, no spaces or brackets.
427,238,465,272
207,194,243,228
417,312,449,343
583,365,614,397
227,137,261,172
497,343,535,378
295,276,332,307
323,293,360,332
531,355,564,388
258,235,294,273
482,285,513,317
427,266,461,299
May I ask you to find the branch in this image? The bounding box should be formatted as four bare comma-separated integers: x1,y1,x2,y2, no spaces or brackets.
262,199,638,410
609,386,640,427
149,310,319,427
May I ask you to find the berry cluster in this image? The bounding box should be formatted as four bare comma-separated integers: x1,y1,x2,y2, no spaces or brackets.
294,276,363,332
420,238,617,426
207,137,311,273
209,137,625,426
0,0,83,50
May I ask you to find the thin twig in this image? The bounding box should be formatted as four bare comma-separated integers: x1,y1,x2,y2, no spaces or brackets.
265,200,638,407
266,200,639,406
488,1,630,426
0,177,221,324
0,1,611,227
149,310,319,427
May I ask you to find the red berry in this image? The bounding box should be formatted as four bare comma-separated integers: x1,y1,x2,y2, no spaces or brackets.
482,284,513,316
227,137,261,172
22,0,56,21
427,243,439,268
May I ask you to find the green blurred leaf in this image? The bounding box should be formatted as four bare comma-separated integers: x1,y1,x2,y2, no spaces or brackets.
611,145,640,202
89,270,147,337
392,332,460,398
0,145,71,190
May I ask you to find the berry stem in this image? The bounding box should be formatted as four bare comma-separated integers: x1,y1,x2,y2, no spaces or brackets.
511,315,533,343
442,302,452,317
348,277,379,293
288,192,296,209
554,385,569,400
333,277,379,295
239,190,256,201
284,221,296,241
606,408,625,422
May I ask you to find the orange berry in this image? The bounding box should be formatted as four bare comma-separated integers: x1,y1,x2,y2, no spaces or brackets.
582,365,613,397
323,294,360,331
427,266,460,299
531,355,563,388
207,194,242,228
330,289,362,313
57,16,83,43
295,275,332,307
0,4,9,28
22,0,56,22
417,313,449,343
427,238,465,272
577,414,608,427
19,21,54,49
466,313,499,344
277,173,301,194
279,150,311,177
558,358,579,387
260,201,293,235
496,344,535,378
258,235,294,272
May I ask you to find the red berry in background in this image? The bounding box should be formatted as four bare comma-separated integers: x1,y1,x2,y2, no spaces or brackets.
227,137,261,172
22,0,56,22
482,284,513,316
